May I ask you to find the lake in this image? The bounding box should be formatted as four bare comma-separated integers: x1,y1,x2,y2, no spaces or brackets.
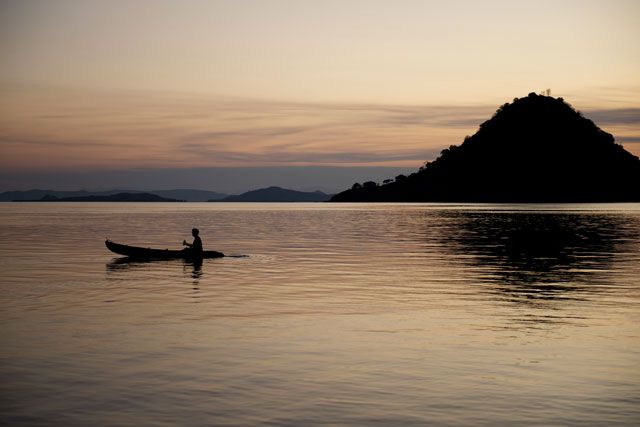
1,203,639,426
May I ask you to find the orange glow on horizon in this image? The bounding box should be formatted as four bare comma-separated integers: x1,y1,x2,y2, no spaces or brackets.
1,1,639,173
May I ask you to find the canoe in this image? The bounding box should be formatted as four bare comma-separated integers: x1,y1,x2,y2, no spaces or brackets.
105,239,224,259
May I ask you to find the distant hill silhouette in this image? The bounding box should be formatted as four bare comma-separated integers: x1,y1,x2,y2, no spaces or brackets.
331,93,640,202
1,189,227,202
147,189,227,201
212,186,331,202
20,192,183,202
1,189,105,201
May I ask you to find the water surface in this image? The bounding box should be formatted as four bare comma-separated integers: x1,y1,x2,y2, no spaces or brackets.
1,203,639,426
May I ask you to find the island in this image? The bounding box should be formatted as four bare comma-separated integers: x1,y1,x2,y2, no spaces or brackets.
331,93,640,202
210,186,331,202
19,192,184,202
2,189,227,202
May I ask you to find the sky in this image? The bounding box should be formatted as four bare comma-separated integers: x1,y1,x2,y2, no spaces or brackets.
1,0,639,191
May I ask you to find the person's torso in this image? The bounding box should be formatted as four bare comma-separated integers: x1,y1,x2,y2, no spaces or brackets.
193,237,203,252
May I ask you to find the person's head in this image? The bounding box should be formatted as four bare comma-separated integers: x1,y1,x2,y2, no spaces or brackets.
192,228,199,237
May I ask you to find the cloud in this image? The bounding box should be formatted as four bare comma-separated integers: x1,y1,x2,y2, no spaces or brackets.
583,108,640,126
184,126,313,142
0,166,415,193
1,85,639,171
180,142,439,164
0,136,113,148
618,136,640,144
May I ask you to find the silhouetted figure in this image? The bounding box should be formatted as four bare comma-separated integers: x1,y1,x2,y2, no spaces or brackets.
183,228,203,258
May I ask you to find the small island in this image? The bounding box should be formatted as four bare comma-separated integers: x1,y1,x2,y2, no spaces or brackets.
331,93,640,202
210,186,331,202
19,192,184,202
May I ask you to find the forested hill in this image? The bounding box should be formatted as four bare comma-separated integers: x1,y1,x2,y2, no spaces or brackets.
331,93,640,202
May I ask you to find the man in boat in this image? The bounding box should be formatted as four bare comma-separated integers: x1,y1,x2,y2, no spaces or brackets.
183,228,203,258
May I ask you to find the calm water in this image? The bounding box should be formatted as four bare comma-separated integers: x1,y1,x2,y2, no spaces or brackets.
1,203,639,426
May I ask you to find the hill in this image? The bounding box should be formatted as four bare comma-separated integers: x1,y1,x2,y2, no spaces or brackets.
1,189,227,202
331,93,640,202
1,189,106,201
21,193,183,202
147,189,227,201
212,186,331,202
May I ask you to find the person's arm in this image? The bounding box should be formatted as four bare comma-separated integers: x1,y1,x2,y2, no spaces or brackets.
183,240,193,247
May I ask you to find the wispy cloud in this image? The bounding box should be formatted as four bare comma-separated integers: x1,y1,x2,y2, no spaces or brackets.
1,85,639,172
618,136,640,144
180,142,438,164
184,126,314,142
583,108,640,126
0,136,114,148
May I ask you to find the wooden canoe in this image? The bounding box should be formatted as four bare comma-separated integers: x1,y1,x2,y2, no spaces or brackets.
105,239,224,259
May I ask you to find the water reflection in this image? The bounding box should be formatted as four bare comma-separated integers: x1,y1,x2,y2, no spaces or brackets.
185,259,202,289
4,204,640,426
106,257,204,283
437,211,639,305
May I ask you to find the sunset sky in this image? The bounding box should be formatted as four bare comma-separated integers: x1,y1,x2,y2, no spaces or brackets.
1,0,638,191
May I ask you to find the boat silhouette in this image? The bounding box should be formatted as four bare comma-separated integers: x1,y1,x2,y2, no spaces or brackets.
105,239,224,259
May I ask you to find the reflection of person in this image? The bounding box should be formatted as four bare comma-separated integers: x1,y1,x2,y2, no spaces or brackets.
183,228,203,257
192,259,203,280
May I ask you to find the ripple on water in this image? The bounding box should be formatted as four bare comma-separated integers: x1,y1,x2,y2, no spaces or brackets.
1,203,640,426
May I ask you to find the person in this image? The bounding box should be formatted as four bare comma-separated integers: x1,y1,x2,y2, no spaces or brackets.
183,228,203,258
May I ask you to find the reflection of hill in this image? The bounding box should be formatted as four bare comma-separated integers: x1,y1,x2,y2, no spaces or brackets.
332,93,640,202
438,211,639,304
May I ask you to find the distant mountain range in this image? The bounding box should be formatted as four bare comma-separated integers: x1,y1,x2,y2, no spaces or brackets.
1,187,332,202
19,193,183,202
0,189,227,202
151,189,228,201
211,186,331,202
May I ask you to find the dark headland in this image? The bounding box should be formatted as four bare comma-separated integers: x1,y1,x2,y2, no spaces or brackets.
331,93,640,202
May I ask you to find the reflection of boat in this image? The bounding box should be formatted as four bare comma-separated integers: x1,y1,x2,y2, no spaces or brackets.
105,239,224,259
106,256,203,274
